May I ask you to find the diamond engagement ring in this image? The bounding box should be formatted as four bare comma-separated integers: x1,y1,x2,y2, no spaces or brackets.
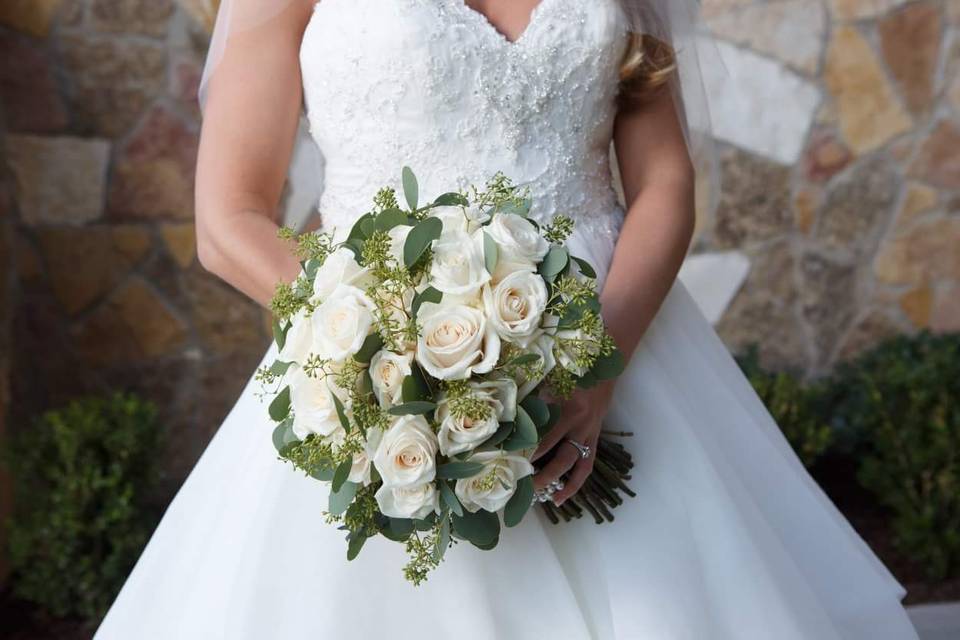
564,438,592,459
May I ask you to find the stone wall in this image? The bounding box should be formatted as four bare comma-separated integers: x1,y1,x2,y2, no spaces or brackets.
0,0,957,499
698,0,960,373
0,0,270,489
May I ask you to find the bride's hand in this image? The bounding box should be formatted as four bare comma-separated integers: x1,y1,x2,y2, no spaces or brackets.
530,381,615,505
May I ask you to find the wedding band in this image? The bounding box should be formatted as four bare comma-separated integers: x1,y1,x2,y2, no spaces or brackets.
564,438,591,459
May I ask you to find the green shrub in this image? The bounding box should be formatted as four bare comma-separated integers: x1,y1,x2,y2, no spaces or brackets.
835,332,960,580
5,393,162,622
736,348,834,467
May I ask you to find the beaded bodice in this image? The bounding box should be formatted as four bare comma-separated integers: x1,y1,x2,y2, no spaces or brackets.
300,0,629,237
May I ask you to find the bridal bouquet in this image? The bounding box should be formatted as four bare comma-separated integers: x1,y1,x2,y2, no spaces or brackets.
259,168,631,584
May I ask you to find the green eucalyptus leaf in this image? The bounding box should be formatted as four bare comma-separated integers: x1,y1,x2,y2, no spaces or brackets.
571,255,597,279
360,216,376,238
508,353,541,367
413,512,438,531
374,207,409,231
402,166,419,210
403,217,443,267
273,319,291,351
387,401,436,416
592,348,626,381
348,212,374,243
328,480,357,516
503,406,538,451
483,231,499,276
451,509,500,547
437,461,485,479
539,246,569,279
401,367,431,403
411,286,443,319
432,192,469,207
540,403,562,439
347,532,367,561
331,457,353,492
381,517,415,542
504,475,535,527
520,395,550,428
576,369,599,389
353,333,384,363
481,421,515,449
433,515,452,562
439,480,464,517
268,386,291,422
269,360,294,376
271,418,298,455
332,393,351,432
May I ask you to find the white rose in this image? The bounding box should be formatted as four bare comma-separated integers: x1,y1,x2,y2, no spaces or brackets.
486,213,549,282
517,334,557,399
455,451,535,513
310,284,376,361
289,368,345,440
369,350,413,407
278,309,314,364
434,380,512,457
373,415,438,488
387,225,411,263
375,482,439,520
482,271,548,347
430,205,490,235
555,328,597,376
312,247,372,301
346,426,383,486
416,302,500,381
429,230,490,297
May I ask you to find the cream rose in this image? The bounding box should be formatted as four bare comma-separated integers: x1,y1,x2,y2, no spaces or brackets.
310,284,376,361
435,378,517,456
373,415,438,488
517,334,557,399
375,482,439,520
288,368,345,441
312,247,372,302
416,302,500,380
486,213,549,282
369,350,413,407
455,451,535,513
279,309,314,365
429,230,490,297
430,205,490,235
346,426,383,486
482,271,548,347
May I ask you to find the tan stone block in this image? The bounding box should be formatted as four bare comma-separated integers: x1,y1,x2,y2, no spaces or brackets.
176,0,219,33
14,235,43,284
824,26,912,154
815,157,897,255
899,285,933,327
908,120,960,189
898,182,938,223
804,131,852,181
72,278,188,364
6,134,110,226
161,223,197,268
836,309,904,362
878,2,942,115
183,271,266,356
931,284,960,332
830,0,909,20
793,188,819,234
0,0,61,37
874,218,960,285
38,225,152,314
948,74,960,114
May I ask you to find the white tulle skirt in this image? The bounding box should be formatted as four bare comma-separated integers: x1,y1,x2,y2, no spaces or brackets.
95,231,918,640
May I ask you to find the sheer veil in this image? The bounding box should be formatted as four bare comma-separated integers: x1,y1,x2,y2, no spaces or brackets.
198,0,719,225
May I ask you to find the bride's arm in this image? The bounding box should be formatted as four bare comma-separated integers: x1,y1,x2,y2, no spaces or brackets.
602,89,696,360
195,0,315,307
533,88,695,502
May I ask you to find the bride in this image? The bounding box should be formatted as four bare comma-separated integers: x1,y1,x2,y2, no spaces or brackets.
96,1,919,638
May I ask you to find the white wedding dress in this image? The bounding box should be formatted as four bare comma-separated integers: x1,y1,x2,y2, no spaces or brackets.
96,1,919,638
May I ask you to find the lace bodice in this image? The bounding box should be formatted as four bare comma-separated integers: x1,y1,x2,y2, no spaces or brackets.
300,0,629,237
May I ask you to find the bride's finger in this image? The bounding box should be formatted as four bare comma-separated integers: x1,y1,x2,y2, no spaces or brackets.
533,444,579,491
532,414,575,462
553,455,594,506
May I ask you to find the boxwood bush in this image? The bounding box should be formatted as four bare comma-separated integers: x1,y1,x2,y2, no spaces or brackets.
5,393,162,622
834,332,960,580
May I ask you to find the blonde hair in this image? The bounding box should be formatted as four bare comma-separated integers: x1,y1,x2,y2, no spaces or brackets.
618,33,677,109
